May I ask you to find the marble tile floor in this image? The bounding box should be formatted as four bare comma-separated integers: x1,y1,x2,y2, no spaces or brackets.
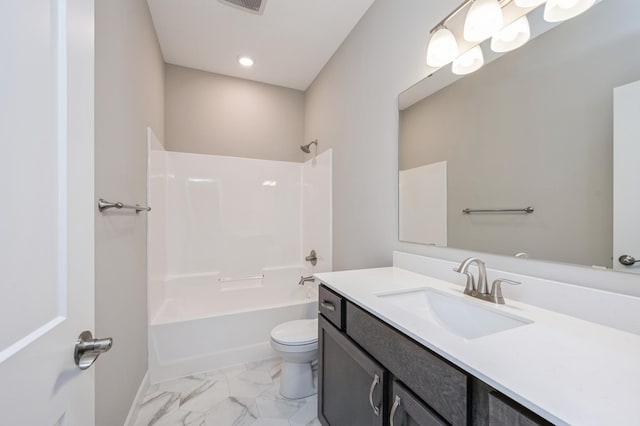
133,358,320,426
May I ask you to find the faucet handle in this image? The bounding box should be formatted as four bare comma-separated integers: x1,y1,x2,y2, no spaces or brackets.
453,268,477,295
490,279,521,304
464,272,477,295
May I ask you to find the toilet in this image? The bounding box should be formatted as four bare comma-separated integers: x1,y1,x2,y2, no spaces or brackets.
270,318,318,399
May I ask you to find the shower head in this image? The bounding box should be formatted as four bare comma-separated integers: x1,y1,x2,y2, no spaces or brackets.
300,140,318,153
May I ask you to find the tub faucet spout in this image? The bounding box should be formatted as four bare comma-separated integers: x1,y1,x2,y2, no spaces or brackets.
298,275,315,285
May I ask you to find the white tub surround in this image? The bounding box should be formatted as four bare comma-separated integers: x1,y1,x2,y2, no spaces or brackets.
147,150,331,383
315,255,640,426
399,161,447,246
150,150,332,281
149,150,333,315
302,151,333,275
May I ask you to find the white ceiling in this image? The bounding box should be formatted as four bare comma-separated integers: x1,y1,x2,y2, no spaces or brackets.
147,0,375,91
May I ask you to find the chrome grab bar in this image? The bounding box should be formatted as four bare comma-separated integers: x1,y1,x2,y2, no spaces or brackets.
462,206,534,214
368,374,381,416
389,395,401,426
98,198,151,213
218,275,264,282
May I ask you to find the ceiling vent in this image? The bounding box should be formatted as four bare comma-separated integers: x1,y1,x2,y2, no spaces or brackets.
218,0,268,15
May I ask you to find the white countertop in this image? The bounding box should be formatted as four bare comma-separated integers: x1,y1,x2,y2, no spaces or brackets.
315,267,640,426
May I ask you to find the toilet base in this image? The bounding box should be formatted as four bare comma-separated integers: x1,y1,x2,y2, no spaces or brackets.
279,360,317,399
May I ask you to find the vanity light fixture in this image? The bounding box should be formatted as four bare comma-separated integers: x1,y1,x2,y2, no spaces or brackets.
426,0,596,76
491,15,531,52
514,0,546,7
426,26,459,67
544,0,596,22
237,56,254,67
452,45,485,75
464,0,504,42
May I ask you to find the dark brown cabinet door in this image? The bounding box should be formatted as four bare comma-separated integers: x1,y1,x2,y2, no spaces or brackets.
488,392,552,426
390,380,448,426
318,315,386,426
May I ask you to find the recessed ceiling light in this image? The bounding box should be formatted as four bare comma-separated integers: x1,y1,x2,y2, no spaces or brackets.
238,56,254,67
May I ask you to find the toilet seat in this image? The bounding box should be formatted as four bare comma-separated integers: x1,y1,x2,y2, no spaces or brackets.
270,319,318,346
270,339,318,353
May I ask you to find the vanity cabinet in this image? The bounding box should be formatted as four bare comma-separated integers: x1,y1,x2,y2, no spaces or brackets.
347,302,467,425
318,315,386,425
318,285,553,426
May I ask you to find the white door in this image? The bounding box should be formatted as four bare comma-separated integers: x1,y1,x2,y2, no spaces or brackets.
0,0,96,424
613,80,640,274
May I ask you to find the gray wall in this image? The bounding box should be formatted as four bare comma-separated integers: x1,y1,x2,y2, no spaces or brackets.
305,0,640,292
305,0,449,270
165,64,305,162
399,0,640,267
95,0,164,424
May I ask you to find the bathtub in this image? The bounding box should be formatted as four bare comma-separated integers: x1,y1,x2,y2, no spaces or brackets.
148,272,318,383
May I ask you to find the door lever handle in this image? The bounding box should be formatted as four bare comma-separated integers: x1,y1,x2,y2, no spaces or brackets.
74,331,113,370
619,255,639,266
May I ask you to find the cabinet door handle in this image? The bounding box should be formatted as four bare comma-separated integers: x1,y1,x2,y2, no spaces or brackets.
320,300,336,312
368,373,381,416
389,395,401,426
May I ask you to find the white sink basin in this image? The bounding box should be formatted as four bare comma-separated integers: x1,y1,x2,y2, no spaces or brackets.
378,288,532,339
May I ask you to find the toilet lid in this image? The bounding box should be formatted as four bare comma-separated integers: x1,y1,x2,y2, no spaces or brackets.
271,319,318,345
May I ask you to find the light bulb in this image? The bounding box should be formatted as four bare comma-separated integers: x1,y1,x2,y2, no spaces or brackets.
464,0,504,42
237,56,254,67
558,0,580,7
514,0,546,7
491,16,531,52
544,0,595,22
426,27,459,67
452,46,484,75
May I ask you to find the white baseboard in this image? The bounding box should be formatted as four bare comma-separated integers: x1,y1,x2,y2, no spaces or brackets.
123,371,150,426
149,342,277,384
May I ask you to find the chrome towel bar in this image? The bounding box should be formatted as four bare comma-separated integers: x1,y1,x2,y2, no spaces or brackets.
462,206,534,214
98,198,151,213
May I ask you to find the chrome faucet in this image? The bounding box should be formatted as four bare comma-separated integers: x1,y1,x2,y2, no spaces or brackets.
454,257,488,296
454,257,521,304
298,275,315,285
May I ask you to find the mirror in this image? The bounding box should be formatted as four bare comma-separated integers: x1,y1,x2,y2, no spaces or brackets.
398,0,640,269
